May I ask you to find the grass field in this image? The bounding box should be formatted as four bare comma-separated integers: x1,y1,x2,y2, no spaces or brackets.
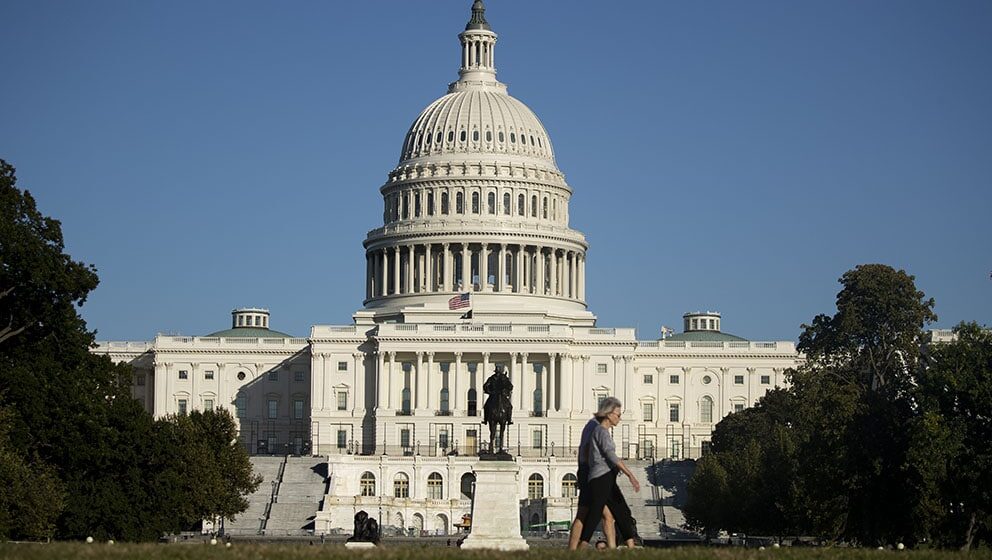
0,544,989,560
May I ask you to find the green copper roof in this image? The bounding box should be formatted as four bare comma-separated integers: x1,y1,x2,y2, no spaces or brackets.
664,331,748,343
203,327,294,339
465,0,491,31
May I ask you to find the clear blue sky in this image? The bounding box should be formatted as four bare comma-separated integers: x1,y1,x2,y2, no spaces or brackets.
2,0,990,342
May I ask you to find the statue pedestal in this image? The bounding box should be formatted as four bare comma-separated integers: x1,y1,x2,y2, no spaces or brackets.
461,460,529,551
344,542,376,549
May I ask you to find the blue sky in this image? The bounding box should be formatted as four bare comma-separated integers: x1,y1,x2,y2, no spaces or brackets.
2,0,990,342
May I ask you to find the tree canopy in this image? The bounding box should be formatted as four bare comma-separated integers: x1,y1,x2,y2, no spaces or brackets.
0,159,258,540
685,264,990,549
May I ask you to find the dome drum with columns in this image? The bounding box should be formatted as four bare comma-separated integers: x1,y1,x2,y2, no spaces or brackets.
362,0,589,321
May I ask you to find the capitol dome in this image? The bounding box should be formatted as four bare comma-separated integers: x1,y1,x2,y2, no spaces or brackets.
399,90,556,167
361,0,592,325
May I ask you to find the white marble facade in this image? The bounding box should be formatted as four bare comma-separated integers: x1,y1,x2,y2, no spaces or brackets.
93,1,799,533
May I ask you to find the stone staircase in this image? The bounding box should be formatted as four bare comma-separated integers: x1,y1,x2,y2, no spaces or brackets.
648,459,699,539
223,456,283,535
265,457,328,533
616,460,661,539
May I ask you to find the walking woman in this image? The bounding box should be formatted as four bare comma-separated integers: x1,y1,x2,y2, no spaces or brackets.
568,397,640,549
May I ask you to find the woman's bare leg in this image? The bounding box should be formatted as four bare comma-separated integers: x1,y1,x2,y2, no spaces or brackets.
602,507,617,548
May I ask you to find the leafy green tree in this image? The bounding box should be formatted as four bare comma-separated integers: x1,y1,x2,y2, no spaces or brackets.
0,159,258,540
0,406,65,540
918,322,992,550
164,409,261,527
684,453,729,536
791,264,938,546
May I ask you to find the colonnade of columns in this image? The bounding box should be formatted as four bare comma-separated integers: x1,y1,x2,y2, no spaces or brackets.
365,242,585,302
372,351,588,418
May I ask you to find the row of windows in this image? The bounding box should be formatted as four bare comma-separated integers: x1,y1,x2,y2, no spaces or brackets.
384,189,565,224
403,126,547,158
634,373,773,385
171,369,311,382
359,471,575,500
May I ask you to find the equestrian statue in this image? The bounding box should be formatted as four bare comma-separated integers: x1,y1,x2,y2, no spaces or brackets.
482,364,513,457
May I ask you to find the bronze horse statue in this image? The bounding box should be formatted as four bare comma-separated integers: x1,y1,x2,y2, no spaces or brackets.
482,364,513,455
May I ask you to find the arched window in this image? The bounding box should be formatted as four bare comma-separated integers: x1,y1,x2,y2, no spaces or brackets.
441,192,449,214
472,192,480,214
460,130,467,142
448,131,454,143
427,191,435,216
460,472,476,499
517,194,525,216
521,134,526,145
531,195,538,217
394,473,410,498
551,198,556,220
510,132,516,144
486,130,492,142
360,472,376,496
414,191,421,217
487,192,496,214
427,472,444,500
700,396,714,423
503,192,511,215
542,197,548,219
436,131,442,144
456,192,464,214
562,473,578,498
401,195,409,220
498,131,505,143
472,130,479,142
528,474,544,499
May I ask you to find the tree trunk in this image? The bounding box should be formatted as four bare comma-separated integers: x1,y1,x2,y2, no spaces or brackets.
960,511,976,552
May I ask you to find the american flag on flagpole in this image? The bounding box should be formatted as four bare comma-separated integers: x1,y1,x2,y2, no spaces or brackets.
448,292,471,310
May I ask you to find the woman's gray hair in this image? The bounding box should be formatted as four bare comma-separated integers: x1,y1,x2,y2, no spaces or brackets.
594,396,622,420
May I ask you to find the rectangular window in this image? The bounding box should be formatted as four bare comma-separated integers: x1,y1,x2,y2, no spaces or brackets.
532,429,543,449
702,441,713,455
205,370,215,380
338,361,348,372
734,375,744,385
178,370,189,380
670,374,680,384
734,403,745,413
643,374,653,384
267,370,277,381
642,403,654,422
761,375,771,385
669,403,680,423
294,371,304,382
337,430,347,449
178,399,188,416
136,373,146,386
294,399,304,419
596,363,608,374
204,399,214,412
236,396,246,418
268,399,278,419
137,397,145,409
337,392,348,411
438,428,449,449
400,428,411,449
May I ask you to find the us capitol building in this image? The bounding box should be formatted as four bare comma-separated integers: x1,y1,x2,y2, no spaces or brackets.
96,1,798,536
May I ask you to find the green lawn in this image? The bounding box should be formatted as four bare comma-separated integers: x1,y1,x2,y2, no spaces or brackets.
0,544,989,560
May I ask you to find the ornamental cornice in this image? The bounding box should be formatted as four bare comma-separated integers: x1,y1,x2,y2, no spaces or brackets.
152,348,309,357
374,336,573,345
633,351,800,361
364,228,588,250
382,175,571,194
385,163,567,188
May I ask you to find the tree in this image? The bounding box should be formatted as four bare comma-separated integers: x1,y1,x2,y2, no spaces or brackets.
918,322,992,550
0,160,98,346
791,264,938,545
0,159,258,540
0,406,65,540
